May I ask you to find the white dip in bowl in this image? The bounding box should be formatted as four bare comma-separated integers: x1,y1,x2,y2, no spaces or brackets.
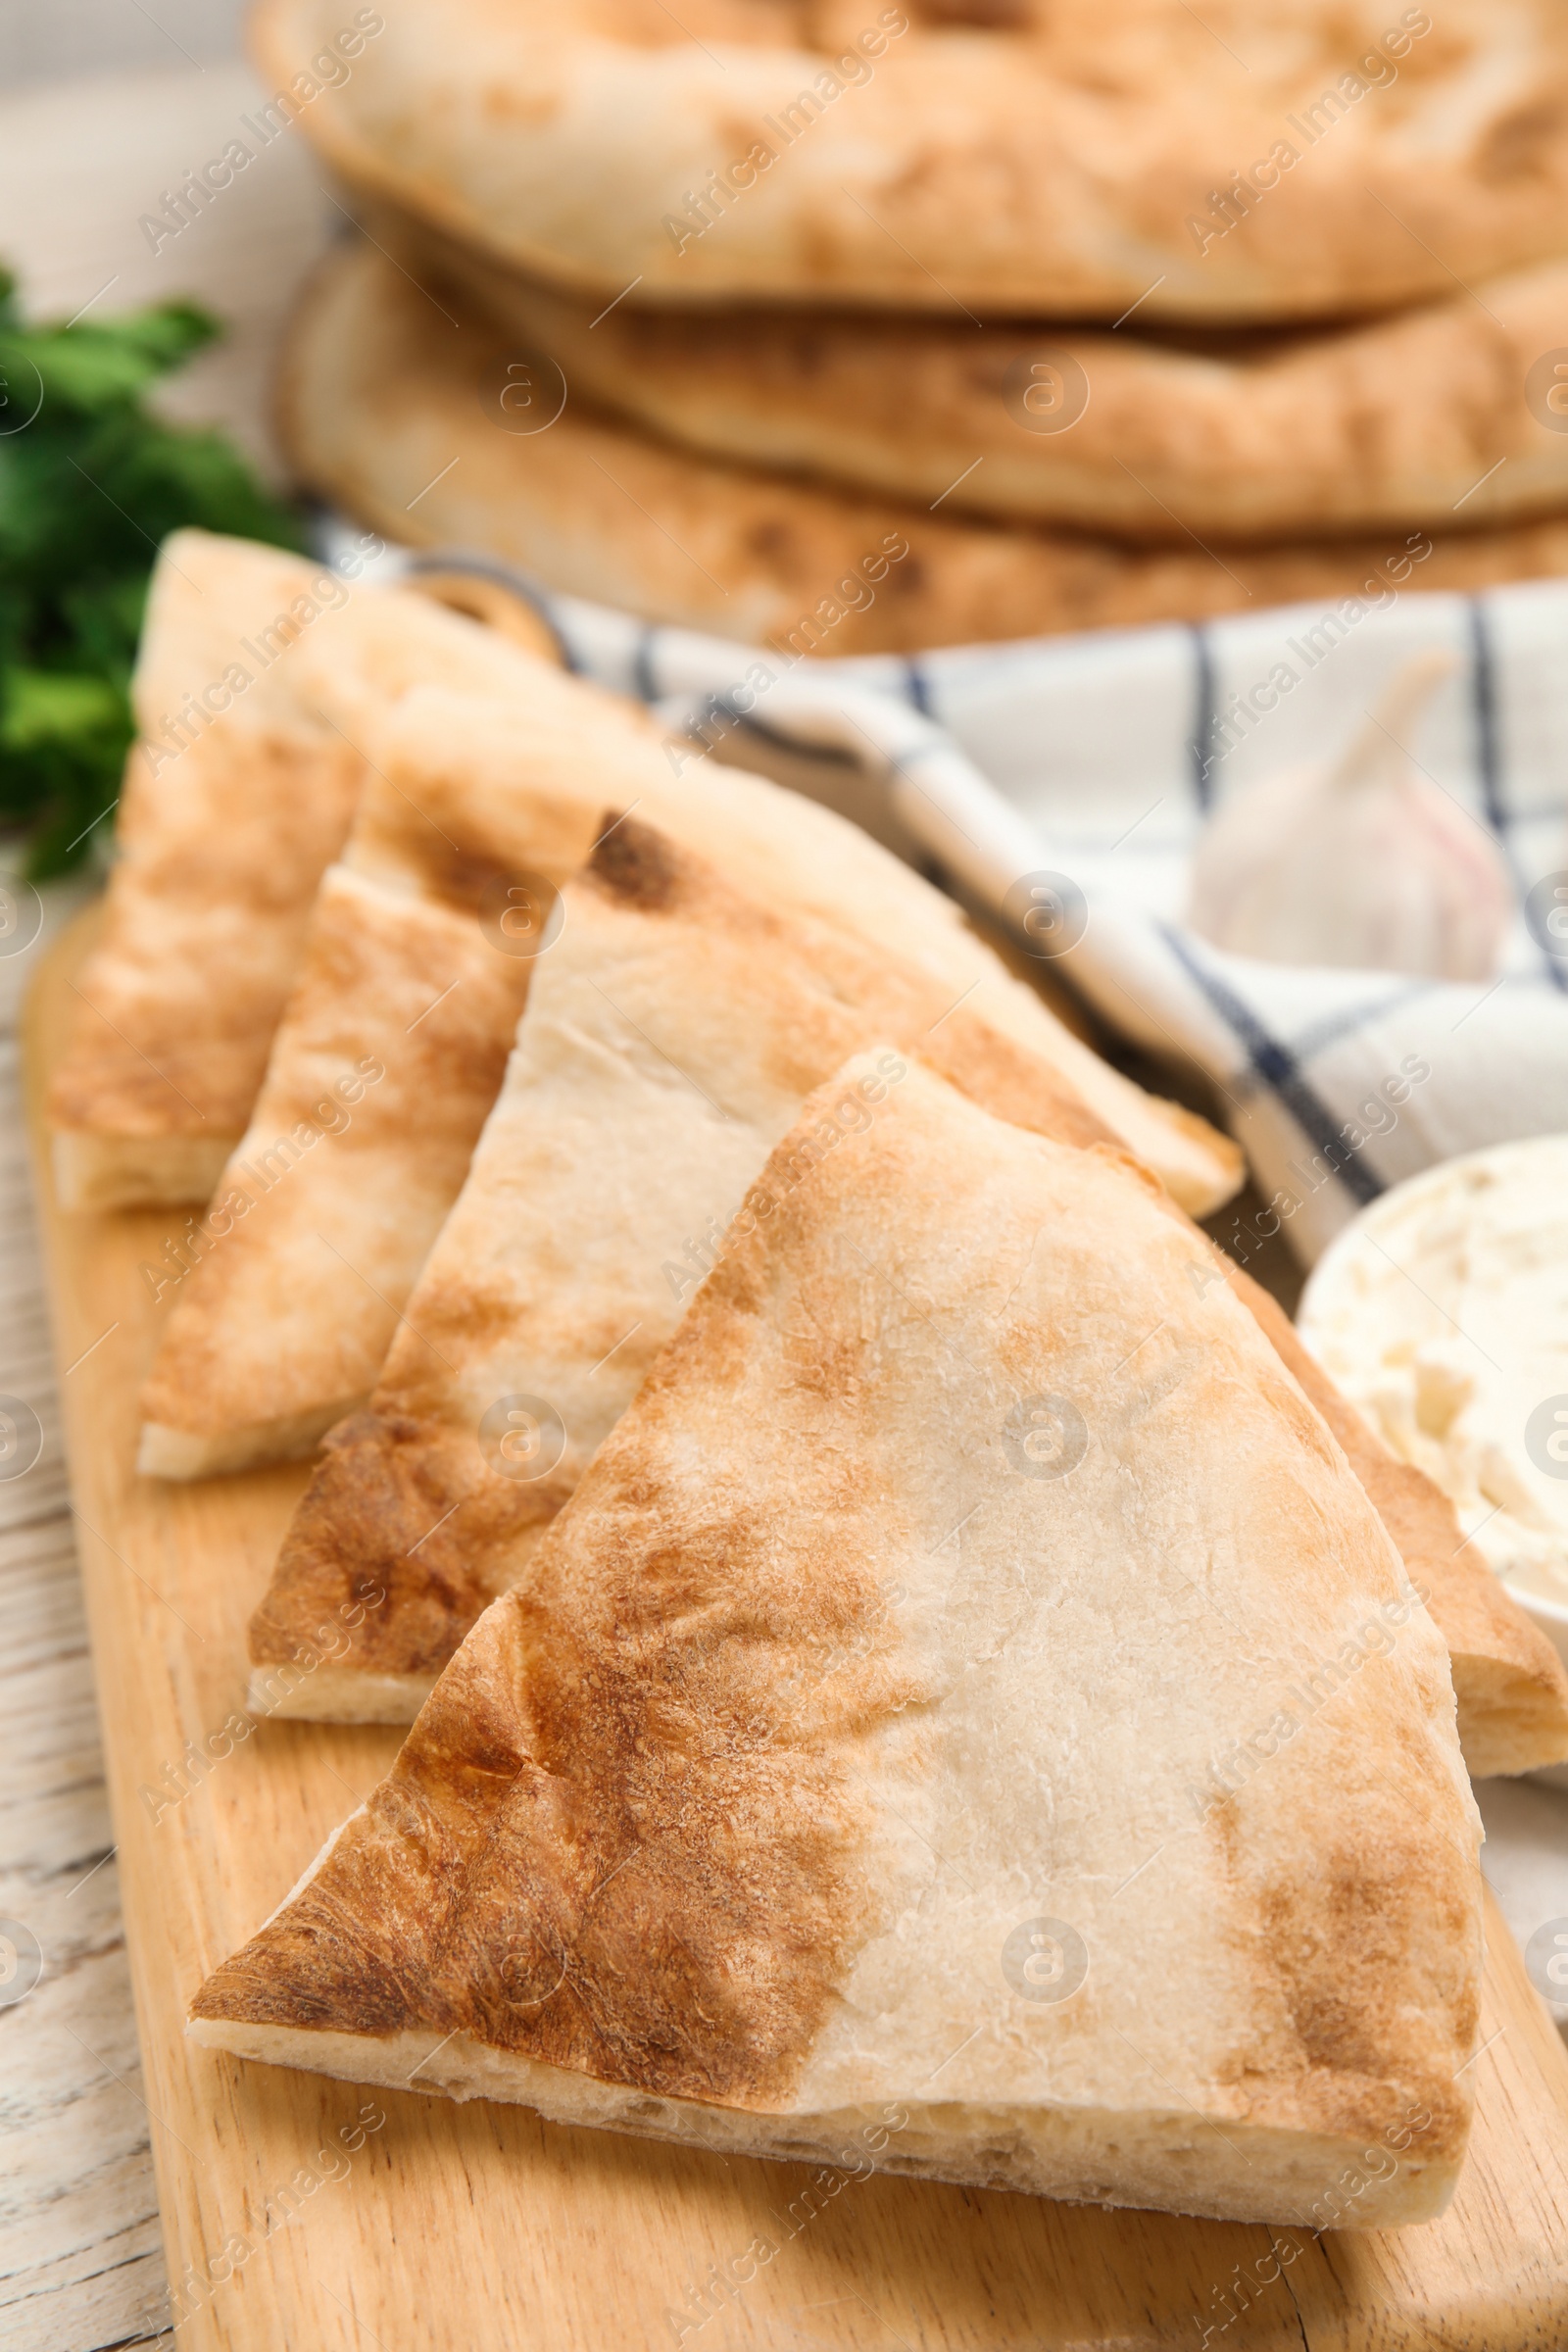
1298,1138,1568,1709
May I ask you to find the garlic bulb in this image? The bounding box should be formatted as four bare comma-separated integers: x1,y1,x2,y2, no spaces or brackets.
1186,652,1514,979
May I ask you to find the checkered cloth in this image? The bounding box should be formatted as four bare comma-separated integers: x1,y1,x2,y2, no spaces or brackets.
386,541,1568,1265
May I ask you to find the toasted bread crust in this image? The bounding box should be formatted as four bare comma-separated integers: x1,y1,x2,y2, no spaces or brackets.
281,243,1568,661
44,530,572,1199
45,532,368,1166
256,0,1568,322
247,821,1568,1779
142,641,1242,1479
395,208,1568,544
200,1059,1483,2225
248,821,1122,1699
136,867,533,1459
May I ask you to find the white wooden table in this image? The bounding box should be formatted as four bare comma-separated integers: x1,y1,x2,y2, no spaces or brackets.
1,43,1565,2352
0,47,331,2351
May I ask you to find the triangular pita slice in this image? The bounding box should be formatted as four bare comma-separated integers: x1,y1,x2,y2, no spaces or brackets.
192,1053,1484,2229
136,659,1240,1480
247,817,1110,1718
45,528,562,1209
248,820,1568,1777
47,531,362,1209
338,672,1239,1216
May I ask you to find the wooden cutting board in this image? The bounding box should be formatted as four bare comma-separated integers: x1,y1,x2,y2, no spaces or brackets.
24,904,1568,2352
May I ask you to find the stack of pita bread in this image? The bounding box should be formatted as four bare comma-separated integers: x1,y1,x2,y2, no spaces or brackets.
256,0,1568,648
52,533,1568,2227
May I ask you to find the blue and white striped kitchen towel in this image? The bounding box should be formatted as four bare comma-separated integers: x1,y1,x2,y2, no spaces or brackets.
384,540,1568,1265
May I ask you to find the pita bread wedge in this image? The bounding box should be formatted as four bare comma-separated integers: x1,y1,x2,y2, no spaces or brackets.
137,657,1238,1479
45,533,366,1209
44,530,565,1211
257,0,1568,324
278,650,1243,1217
192,1053,1485,2228
134,861,535,1480
247,818,1112,1720
281,242,1568,657
401,210,1568,543
248,820,1568,1778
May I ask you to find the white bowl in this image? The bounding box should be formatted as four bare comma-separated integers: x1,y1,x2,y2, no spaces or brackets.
1298,1138,1568,1785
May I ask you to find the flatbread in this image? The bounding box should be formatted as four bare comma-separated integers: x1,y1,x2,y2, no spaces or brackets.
334,688,1242,1211
248,820,1568,1778
255,0,1568,322
247,818,1116,1718
134,858,534,1479
138,670,1239,1480
280,241,1568,656
192,1053,1484,2228
44,531,564,1211
46,534,365,1209
398,207,1568,542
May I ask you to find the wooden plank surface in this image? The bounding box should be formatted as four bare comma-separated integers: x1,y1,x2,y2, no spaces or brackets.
0,880,171,2352
22,901,1568,2352
0,52,333,2342
4,45,1566,2352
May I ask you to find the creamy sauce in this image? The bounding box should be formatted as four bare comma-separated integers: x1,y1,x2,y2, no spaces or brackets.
1298,1139,1568,1609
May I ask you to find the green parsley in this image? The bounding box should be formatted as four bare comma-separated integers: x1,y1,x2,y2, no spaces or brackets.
0,266,303,877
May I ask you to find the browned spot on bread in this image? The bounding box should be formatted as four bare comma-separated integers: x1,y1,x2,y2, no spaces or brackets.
1475,96,1568,182
587,812,683,909
934,1018,1113,1152
248,1408,567,1682
745,518,793,563
1194,1660,1476,2157
1256,1845,1475,2157
909,0,1034,24
886,552,927,599
426,844,529,916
